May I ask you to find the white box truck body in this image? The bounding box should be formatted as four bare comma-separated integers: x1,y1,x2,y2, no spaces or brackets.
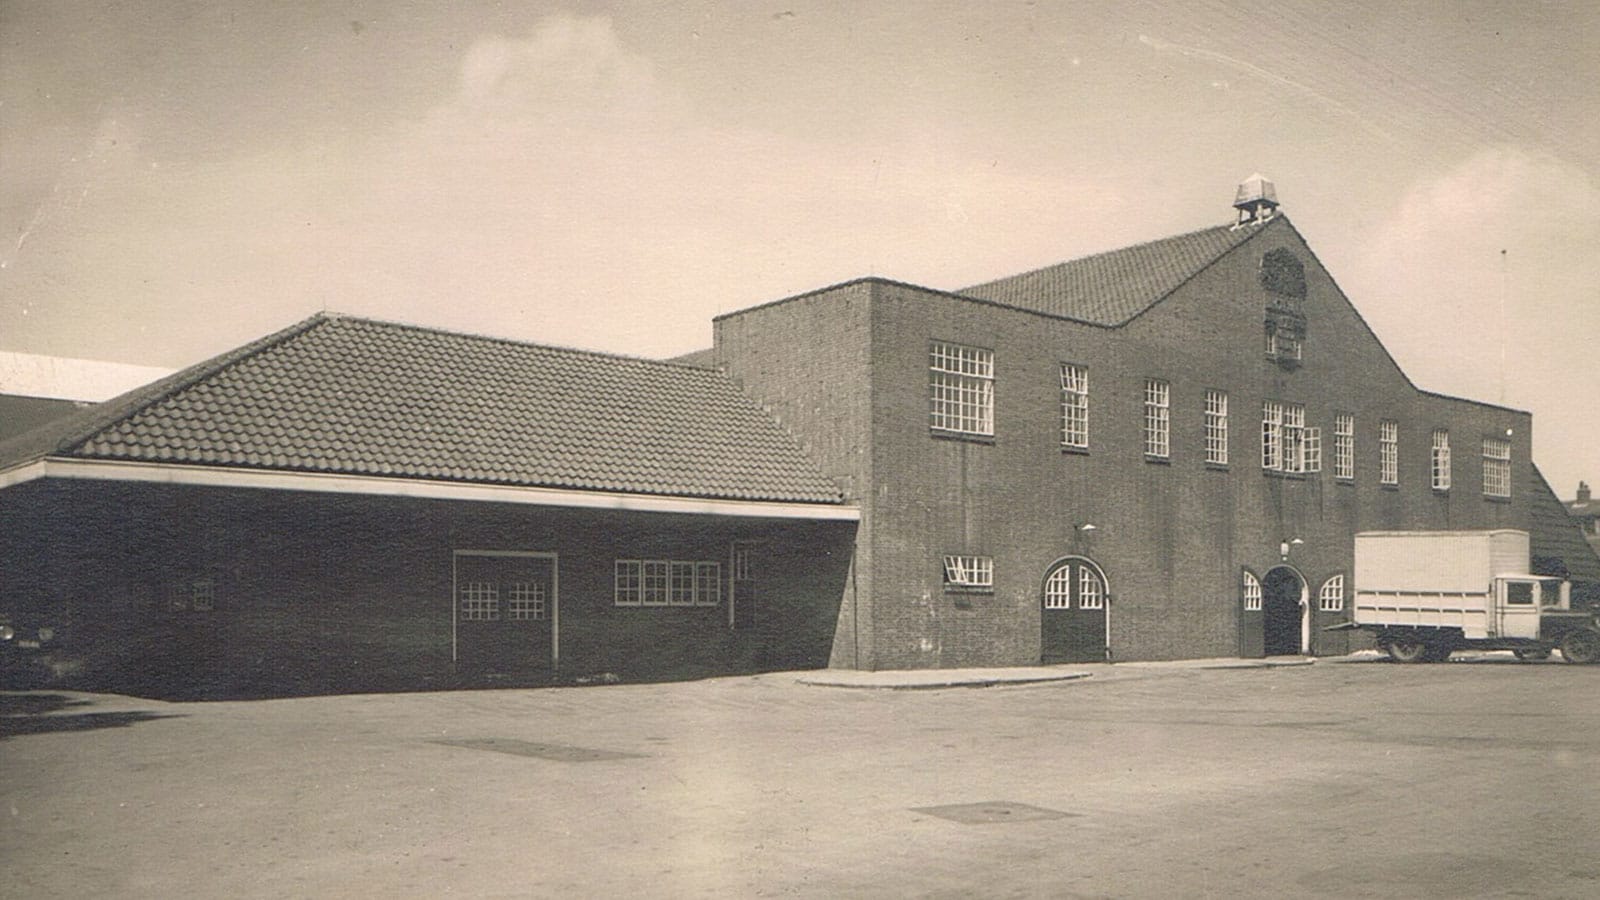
1349,530,1599,663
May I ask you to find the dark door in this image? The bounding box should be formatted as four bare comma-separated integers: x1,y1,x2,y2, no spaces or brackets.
1041,558,1108,664
731,543,759,632
1239,570,1265,659
1262,567,1303,656
454,553,555,677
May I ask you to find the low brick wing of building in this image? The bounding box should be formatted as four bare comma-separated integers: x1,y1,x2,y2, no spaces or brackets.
0,314,858,697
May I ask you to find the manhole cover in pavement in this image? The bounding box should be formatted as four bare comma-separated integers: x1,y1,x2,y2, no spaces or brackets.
912,801,1078,824
429,738,644,762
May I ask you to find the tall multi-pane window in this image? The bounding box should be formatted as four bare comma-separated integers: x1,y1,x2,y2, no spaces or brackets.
1060,364,1088,449
1262,401,1282,470
1334,414,1355,480
1431,430,1451,491
929,341,994,436
1379,420,1399,485
1261,400,1308,473
1303,425,1322,473
1204,390,1228,465
1282,404,1306,473
1144,379,1170,458
1482,437,1511,498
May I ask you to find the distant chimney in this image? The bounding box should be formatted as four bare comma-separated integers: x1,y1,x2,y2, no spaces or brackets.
1233,173,1279,226
1580,481,1592,504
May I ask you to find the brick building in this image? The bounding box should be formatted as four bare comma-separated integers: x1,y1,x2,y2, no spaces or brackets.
704,178,1597,667
3,177,1595,693
0,317,857,696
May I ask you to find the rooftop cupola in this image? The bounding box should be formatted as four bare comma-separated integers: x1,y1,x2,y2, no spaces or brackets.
1233,173,1279,226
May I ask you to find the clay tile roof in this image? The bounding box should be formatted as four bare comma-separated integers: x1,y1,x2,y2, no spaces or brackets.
2,314,845,505
958,219,1272,325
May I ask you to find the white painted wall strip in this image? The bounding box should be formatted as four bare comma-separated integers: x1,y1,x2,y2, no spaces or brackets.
0,457,860,521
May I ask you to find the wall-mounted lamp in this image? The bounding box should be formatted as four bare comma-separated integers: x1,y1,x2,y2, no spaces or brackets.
1078,523,1097,533
1280,537,1303,560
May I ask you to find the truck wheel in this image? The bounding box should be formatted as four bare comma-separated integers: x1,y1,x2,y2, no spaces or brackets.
1559,629,1600,665
1513,648,1551,661
1386,637,1429,664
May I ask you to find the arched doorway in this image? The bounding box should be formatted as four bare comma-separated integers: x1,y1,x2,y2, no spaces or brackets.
1262,566,1306,656
1041,557,1109,664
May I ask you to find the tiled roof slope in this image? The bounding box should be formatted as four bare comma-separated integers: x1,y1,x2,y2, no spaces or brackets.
4,314,845,504
959,219,1270,325
1530,465,1600,582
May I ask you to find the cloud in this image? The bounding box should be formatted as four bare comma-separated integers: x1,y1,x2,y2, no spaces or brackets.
451,15,667,122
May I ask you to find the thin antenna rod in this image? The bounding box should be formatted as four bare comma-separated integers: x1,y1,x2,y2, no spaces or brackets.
1499,249,1507,404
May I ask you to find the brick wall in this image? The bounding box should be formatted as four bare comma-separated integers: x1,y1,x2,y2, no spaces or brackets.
716,218,1535,668
0,481,854,696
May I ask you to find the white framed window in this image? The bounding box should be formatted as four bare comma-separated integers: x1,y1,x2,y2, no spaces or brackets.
1204,390,1228,465
669,561,696,606
1431,430,1451,491
614,561,642,606
695,562,722,607
460,581,500,621
508,582,547,620
1144,379,1170,459
942,555,994,591
1262,401,1282,471
733,548,752,581
1334,413,1354,480
1262,401,1308,473
1243,571,1262,611
642,560,670,606
1319,575,1345,612
1380,420,1399,485
1482,438,1511,498
1043,568,1071,609
1282,404,1306,473
930,341,994,436
1077,566,1105,609
1060,363,1088,449
615,559,722,606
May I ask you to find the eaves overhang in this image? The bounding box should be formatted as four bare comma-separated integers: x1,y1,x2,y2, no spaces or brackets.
0,457,861,522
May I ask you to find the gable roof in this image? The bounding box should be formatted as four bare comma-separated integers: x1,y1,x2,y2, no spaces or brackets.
958,218,1273,325
0,314,845,505
1531,464,1600,582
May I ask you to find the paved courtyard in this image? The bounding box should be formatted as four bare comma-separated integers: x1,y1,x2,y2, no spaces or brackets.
3,656,1599,898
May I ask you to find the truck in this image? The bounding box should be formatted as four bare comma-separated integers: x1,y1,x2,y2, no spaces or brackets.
1342,529,1600,664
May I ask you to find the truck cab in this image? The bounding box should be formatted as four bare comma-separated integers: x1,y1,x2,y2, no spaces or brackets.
1490,577,1568,639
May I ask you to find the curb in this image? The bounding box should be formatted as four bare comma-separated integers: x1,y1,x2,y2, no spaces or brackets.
797,671,1093,691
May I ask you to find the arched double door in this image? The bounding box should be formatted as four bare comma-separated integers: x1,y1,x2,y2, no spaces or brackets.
1240,566,1306,658
1041,557,1109,664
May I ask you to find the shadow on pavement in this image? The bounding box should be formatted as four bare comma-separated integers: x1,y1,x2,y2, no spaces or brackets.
0,692,183,740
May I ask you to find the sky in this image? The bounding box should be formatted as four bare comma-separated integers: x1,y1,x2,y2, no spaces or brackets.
2,0,1596,494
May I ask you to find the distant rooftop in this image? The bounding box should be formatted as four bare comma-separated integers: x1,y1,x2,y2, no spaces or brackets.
0,350,174,403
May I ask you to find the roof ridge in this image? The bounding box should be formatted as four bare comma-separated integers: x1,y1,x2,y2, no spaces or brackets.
1109,215,1279,327
960,220,1243,291
324,313,725,374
